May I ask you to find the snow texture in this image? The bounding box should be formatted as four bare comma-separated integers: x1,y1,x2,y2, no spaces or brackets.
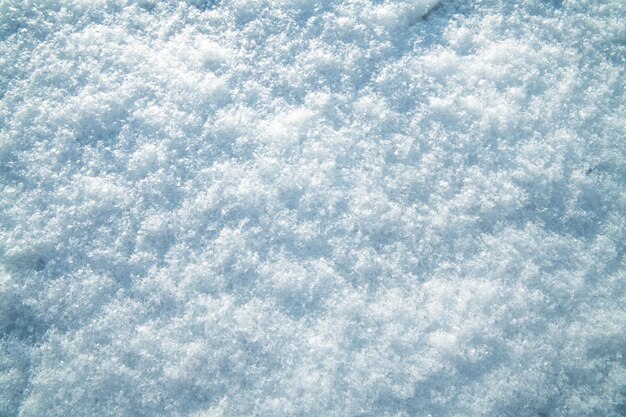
1,0,625,416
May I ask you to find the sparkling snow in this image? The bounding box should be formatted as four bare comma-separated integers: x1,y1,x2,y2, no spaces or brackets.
1,0,625,416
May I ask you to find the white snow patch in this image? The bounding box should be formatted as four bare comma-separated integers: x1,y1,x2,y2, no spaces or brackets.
1,0,625,416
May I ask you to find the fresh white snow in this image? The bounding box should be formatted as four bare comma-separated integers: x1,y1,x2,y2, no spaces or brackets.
1,0,625,416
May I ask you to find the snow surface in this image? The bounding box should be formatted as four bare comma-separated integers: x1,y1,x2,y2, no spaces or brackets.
1,0,625,416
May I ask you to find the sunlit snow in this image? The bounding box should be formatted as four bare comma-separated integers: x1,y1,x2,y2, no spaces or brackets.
1,0,625,416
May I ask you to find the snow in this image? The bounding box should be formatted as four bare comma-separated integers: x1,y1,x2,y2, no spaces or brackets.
1,0,625,416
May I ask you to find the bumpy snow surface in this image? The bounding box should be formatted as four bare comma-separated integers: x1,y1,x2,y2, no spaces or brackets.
1,0,625,415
